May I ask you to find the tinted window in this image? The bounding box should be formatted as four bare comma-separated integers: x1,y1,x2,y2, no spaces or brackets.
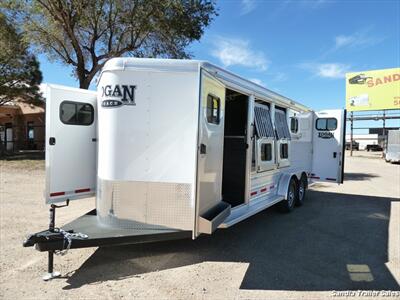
60,101,94,125
327,118,337,130
207,94,220,124
261,143,272,161
290,117,298,133
77,103,94,124
316,118,337,131
280,143,289,159
61,102,76,124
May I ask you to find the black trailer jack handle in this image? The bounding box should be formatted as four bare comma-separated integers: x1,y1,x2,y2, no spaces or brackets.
43,200,70,281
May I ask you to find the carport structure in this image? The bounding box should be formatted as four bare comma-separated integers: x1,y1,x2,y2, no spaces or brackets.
348,109,400,156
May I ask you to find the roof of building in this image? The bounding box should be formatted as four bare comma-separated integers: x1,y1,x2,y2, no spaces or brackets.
16,100,44,115
0,100,44,118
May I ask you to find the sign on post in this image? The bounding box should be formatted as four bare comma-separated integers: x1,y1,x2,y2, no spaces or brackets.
346,67,400,111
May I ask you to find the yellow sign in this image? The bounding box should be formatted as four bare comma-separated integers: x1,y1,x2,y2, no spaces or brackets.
346,67,400,111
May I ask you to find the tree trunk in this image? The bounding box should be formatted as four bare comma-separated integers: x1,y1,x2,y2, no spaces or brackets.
77,64,90,89
78,67,99,90
79,78,90,89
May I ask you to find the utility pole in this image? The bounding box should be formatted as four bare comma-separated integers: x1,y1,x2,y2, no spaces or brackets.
350,111,353,156
382,110,386,158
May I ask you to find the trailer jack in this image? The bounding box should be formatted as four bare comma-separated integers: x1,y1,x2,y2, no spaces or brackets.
22,200,80,281
44,201,68,281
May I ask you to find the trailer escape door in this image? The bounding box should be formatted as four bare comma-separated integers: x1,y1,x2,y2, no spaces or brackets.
44,85,97,204
195,70,230,237
311,109,346,183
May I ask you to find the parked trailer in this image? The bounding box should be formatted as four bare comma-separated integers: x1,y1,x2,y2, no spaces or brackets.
385,130,400,163
23,58,346,280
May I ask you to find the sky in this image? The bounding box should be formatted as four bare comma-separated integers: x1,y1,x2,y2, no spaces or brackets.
39,0,400,130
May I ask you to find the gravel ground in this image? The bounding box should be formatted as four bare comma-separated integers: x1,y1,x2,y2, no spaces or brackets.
0,152,399,299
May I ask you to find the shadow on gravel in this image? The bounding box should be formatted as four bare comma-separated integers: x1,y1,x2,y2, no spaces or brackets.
344,172,379,181
63,191,399,291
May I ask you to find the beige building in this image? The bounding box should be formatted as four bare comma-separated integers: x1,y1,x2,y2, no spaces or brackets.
0,100,45,153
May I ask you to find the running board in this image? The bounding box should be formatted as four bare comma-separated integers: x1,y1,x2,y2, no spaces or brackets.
219,195,284,228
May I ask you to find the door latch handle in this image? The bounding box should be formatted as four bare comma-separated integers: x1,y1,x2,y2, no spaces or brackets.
49,137,56,145
333,152,337,158
200,143,207,154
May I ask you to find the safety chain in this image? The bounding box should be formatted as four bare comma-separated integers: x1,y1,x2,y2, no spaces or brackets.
53,228,88,256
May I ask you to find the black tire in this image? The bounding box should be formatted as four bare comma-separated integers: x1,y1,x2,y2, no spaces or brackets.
296,175,307,206
279,178,297,213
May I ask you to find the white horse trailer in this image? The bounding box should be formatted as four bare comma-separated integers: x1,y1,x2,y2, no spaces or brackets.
385,130,400,163
24,58,346,280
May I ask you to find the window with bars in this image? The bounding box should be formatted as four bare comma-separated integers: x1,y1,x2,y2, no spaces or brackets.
275,109,291,139
254,105,275,138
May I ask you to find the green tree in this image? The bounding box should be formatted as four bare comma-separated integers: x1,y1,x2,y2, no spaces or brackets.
5,0,217,89
0,13,43,106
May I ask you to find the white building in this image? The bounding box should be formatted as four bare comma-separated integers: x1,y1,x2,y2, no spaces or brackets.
346,134,378,150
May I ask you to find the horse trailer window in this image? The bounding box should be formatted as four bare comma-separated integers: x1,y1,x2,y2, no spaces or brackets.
280,143,289,159
207,94,220,124
60,101,94,125
290,117,298,133
316,118,337,131
327,118,337,130
275,110,291,139
254,105,275,138
77,103,94,124
261,143,272,161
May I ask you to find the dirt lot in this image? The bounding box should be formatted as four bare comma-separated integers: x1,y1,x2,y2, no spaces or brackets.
1,152,399,299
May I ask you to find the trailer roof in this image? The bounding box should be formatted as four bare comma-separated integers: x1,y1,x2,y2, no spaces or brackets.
101,58,310,112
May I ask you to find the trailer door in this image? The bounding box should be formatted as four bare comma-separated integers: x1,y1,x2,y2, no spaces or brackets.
311,109,346,183
44,84,97,204
195,70,230,237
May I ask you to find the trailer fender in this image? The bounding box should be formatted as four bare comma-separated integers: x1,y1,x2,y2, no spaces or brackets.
277,173,298,200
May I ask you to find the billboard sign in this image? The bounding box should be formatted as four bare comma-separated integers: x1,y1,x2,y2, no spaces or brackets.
346,67,400,111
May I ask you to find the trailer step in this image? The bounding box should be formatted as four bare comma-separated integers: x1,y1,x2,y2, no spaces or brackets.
219,195,284,228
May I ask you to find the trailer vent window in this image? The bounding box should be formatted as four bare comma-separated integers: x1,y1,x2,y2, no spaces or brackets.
254,106,275,137
275,110,291,139
207,94,220,124
280,143,289,159
261,143,272,161
60,101,94,126
316,118,337,131
290,117,299,133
